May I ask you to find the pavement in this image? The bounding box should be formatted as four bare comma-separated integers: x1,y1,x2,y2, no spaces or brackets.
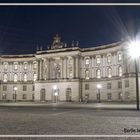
0,101,138,110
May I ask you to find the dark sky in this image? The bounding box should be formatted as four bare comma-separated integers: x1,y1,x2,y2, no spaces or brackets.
0,5,140,54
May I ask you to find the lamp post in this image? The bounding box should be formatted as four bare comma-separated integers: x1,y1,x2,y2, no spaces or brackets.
128,41,140,110
14,86,18,102
97,84,102,103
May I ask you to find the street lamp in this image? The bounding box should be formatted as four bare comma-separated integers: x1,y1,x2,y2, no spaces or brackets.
97,84,102,103
14,86,18,102
128,40,140,110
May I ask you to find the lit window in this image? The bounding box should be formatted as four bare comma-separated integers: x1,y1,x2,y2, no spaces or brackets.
24,74,27,82
33,73,37,81
33,62,37,69
3,74,8,82
85,69,89,79
118,66,122,77
4,62,8,70
14,62,18,70
96,57,101,65
118,52,122,62
96,69,101,79
24,62,28,70
14,74,18,82
107,55,111,64
85,58,90,67
108,68,112,78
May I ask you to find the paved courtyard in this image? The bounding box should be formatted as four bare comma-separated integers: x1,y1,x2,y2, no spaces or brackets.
0,102,140,140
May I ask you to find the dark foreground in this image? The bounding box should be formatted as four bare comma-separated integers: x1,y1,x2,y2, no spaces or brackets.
0,103,140,140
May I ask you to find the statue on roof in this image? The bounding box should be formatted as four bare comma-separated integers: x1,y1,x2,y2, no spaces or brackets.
51,34,64,49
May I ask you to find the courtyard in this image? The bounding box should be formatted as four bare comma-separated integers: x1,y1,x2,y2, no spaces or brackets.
0,102,140,139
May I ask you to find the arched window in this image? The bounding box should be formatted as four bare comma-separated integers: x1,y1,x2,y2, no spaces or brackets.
96,56,101,65
33,73,37,81
56,64,61,79
4,62,8,70
107,55,112,64
118,66,122,77
118,52,122,62
85,69,89,79
3,74,8,82
14,74,18,82
108,67,112,78
24,62,28,70
24,74,27,81
33,61,37,69
85,57,90,67
96,69,101,79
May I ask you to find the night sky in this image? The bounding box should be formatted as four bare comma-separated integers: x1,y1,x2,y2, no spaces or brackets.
0,5,140,54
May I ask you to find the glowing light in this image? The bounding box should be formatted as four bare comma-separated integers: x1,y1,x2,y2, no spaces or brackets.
97,84,102,89
53,85,57,90
14,87,17,91
128,41,140,58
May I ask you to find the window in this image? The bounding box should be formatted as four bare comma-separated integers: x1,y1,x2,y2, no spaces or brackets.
125,92,130,99
118,92,122,100
108,67,112,78
4,62,8,70
23,85,27,91
85,69,89,79
32,85,35,91
118,52,122,62
107,83,112,89
56,64,61,78
3,86,7,91
24,62,28,70
14,62,18,70
118,81,122,88
125,80,129,88
33,62,37,69
14,74,18,82
3,74,8,82
32,94,35,100
23,94,27,100
96,57,101,65
33,73,37,81
85,57,90,67
118,66,122,77
85,84,89,90
24,74,27,82
107,55,111,64
96,69,101,79
2,94,6,100
107,93,112,100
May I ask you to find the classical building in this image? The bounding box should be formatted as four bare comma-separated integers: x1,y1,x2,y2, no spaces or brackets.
0,35,138,102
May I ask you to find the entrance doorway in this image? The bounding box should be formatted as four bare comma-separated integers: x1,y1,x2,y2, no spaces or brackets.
52,85,59,103
40,88,46,102
66,88,72,102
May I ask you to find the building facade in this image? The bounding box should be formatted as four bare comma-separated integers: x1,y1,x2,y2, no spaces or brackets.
0,35,138,102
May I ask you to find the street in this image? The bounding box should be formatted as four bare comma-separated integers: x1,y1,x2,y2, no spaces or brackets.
0,103,140,140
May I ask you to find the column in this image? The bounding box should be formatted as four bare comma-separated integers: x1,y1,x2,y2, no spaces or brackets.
37,59,40,80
